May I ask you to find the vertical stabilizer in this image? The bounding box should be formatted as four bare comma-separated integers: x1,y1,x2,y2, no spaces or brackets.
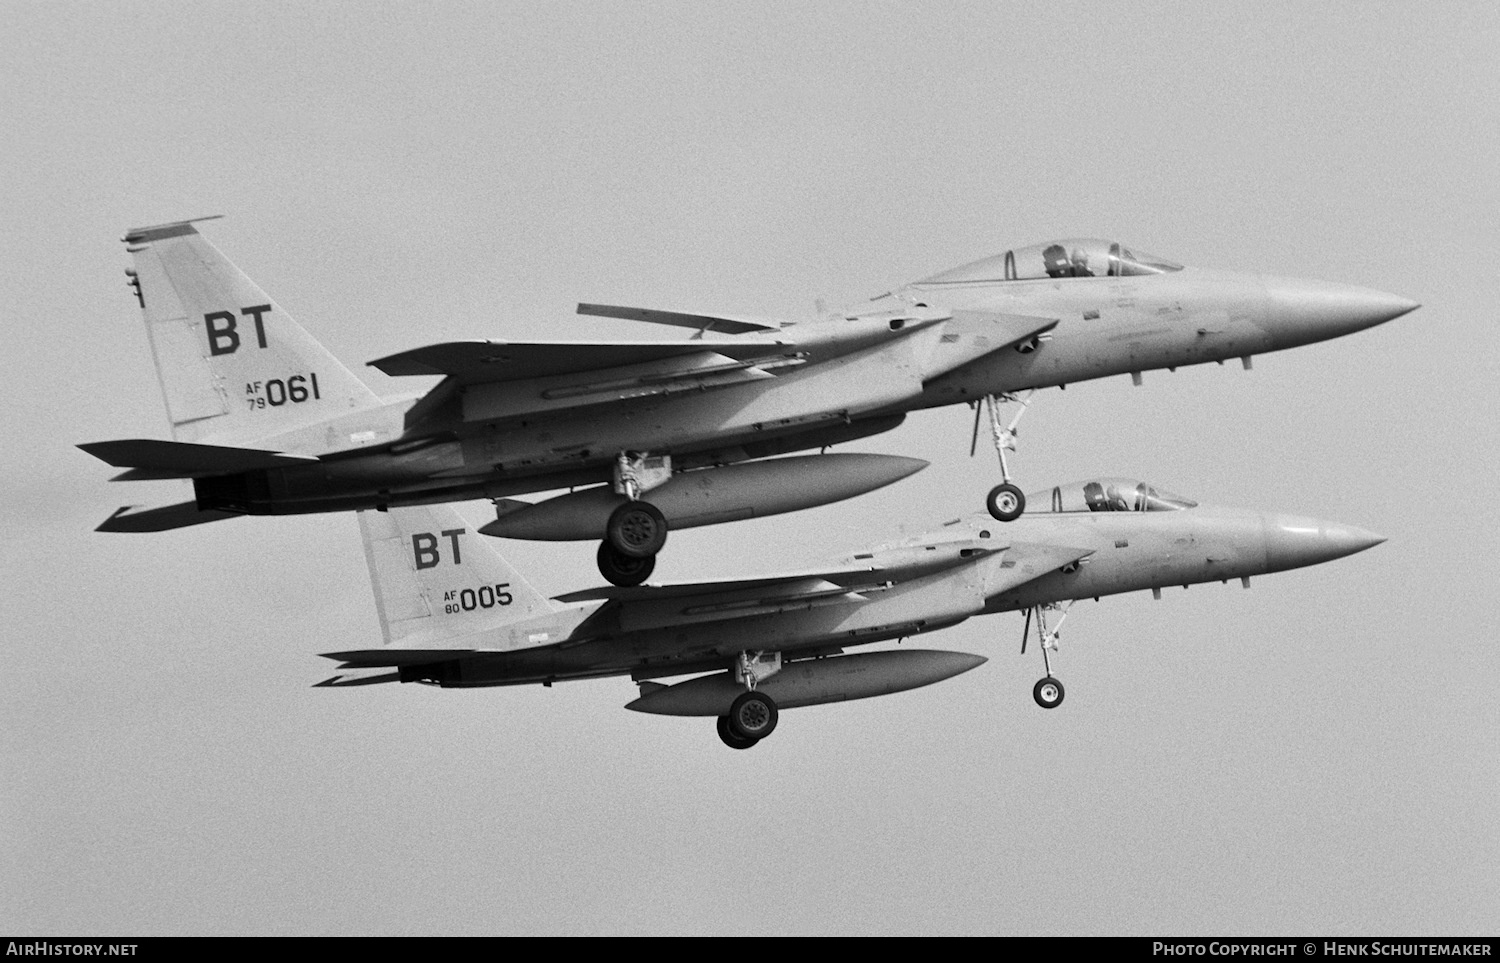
122,218,379,446
359,505,559,648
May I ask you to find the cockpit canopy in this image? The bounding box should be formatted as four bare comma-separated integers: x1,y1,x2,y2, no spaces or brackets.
916,238,1183,285
1028,477,1198,514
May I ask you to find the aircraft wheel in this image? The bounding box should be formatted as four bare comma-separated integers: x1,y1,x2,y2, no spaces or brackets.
987,483,1026,522
728,691,779,741
717,715,759,750
606,501,668,558
597,541,656,587
1033,676,1065,709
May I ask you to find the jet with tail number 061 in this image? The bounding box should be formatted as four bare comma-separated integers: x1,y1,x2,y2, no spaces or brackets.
319,476,1384,749
81,219,1414,585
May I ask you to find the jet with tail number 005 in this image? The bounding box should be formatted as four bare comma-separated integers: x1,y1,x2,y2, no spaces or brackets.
320,476,1384,749
81,219,1414,585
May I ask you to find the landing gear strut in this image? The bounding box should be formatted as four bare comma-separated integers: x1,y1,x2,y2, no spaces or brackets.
1021,601,1074,709
971,390,1035,522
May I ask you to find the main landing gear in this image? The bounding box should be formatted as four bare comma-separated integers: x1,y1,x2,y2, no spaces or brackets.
597,452,671,587
715,651,782,749
970,390,1036,522
1020,601,1075,709
597,540,657,586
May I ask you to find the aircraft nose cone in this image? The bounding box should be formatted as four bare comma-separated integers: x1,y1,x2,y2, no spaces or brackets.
1262,276,1419,345
1263,515,1386,572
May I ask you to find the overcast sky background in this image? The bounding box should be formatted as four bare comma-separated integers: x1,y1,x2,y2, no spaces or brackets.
4,1,1496,936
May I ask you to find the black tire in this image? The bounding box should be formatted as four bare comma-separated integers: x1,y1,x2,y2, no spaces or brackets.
1033,676,1065,709
987,483,1026,522
606,501,668,558
716,715,759,750
597,541,656,587
728,691,779,740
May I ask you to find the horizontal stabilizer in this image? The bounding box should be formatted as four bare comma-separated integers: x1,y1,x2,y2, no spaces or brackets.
368,339,785,384
110,468,198,481
577,303,784,335
78,439,317,477
313,667,402,687
96,501,239,533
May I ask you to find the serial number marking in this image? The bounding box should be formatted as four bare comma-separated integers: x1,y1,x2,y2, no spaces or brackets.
245,373,321,409
442,584,513,613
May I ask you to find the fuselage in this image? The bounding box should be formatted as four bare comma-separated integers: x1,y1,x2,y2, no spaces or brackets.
396,482,1383,688
198,247,1415,518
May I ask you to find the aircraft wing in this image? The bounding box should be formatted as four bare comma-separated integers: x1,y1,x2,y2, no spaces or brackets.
576,303,784,335
551,565,884,604
78,439,318,478
368,339,790,384
324,574,874,668
575,576,877,634
562,542,1093,608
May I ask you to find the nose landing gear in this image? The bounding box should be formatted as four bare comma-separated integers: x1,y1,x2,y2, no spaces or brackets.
971,390,1036,522
988,482,1025,523
1032,676,1065,710
1021,601,1074,709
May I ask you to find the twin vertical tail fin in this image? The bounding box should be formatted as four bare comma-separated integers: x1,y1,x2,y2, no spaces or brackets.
359,504,560,649
122,217,379,447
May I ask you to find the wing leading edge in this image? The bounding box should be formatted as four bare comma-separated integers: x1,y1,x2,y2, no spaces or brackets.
551,565,885,604
368,340,792,384
576,303,784,335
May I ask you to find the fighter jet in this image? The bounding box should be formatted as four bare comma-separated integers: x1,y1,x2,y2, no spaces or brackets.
81,220,1414,585
318,476,1384,749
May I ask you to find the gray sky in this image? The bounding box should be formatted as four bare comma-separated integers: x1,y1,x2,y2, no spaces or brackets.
3,0,1496,936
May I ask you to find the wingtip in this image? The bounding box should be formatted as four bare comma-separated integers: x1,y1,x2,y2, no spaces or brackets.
95,505,142,532
121,214,224,244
